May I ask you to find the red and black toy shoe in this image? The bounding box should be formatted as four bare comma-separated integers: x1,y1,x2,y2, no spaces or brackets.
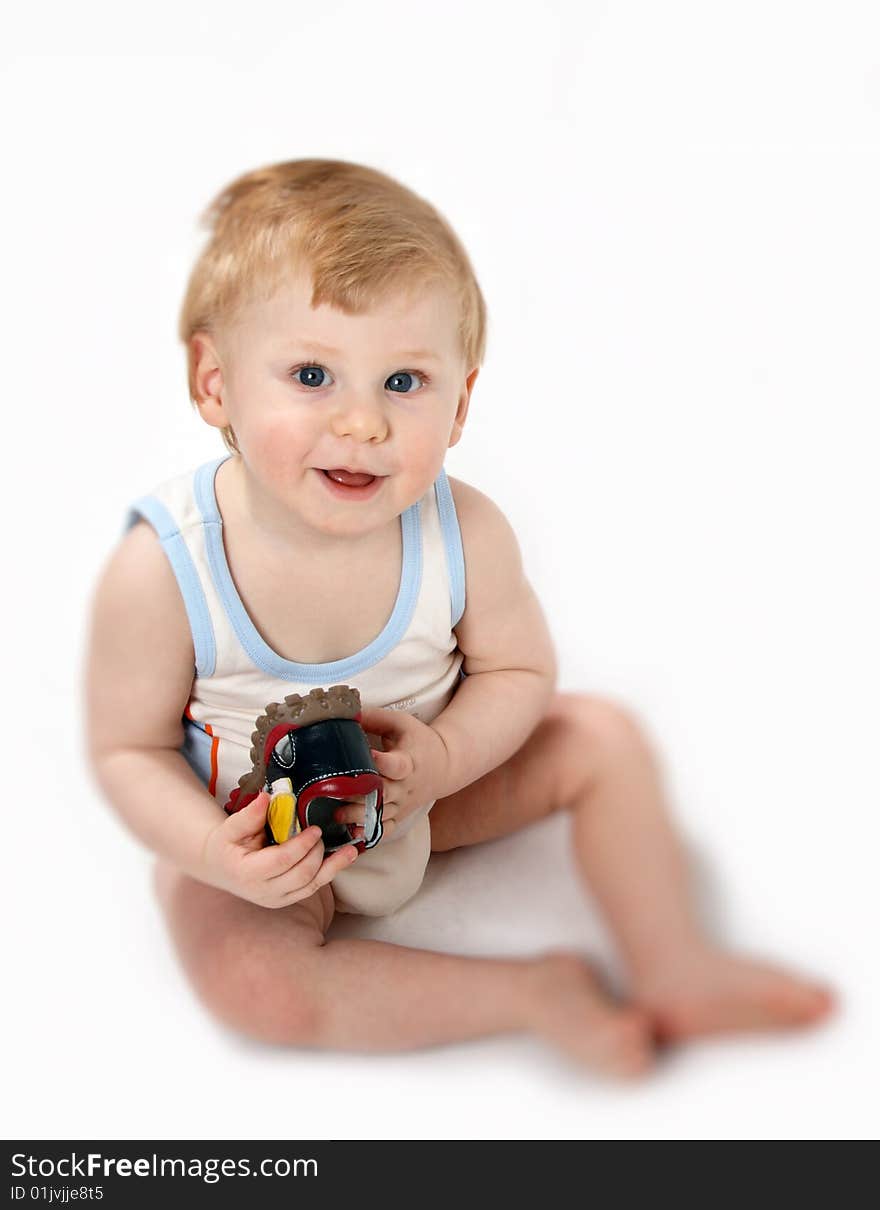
224,685,384,853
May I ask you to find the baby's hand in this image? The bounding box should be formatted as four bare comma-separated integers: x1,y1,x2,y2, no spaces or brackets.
201,791,358,909
355,707,451,840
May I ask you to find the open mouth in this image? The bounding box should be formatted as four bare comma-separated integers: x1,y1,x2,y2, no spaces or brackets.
321,468,377,486
317,468,384,497
308,789,380,846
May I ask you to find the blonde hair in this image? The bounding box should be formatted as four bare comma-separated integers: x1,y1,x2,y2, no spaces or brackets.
178,158,488,452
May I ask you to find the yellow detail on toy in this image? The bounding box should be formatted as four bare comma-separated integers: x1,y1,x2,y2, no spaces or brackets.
268,777,300,843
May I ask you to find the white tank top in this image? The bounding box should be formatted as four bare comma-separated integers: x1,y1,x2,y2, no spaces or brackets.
126,453,467,915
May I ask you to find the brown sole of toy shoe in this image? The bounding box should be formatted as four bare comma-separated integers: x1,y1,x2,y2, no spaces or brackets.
234,684,363,802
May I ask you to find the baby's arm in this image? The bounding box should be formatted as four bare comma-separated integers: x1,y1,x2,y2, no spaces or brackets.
430,478,558,798
84,522,356,903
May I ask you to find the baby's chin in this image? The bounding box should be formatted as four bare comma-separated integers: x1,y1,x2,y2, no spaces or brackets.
302,473,406,537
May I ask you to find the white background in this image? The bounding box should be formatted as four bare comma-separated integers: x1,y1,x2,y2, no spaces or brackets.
2,0,878,1141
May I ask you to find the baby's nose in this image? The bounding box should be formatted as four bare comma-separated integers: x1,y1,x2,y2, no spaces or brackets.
329,398,389,443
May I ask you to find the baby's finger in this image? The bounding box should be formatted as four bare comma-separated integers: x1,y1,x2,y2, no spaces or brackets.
279,844,359,902
333,804,366,825
272,834,331,890
371,748,410,780
249,826,324,879
224,791,269,839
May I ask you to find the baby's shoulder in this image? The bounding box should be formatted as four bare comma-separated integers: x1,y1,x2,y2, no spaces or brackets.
85,519,196,755
90,520,194,661
443,474,524,580
444,474,518,544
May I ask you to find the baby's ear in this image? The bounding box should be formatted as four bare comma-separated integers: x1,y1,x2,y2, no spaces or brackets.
449,366,479,447
190,332,231,430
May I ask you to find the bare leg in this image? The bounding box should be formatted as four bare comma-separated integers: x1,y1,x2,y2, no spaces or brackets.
153,859,652,1076
430,692,836,1043
564,698,835,1039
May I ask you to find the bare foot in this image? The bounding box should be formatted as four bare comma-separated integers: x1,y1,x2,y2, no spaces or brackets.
528,952,655,1078
632,945,836,1043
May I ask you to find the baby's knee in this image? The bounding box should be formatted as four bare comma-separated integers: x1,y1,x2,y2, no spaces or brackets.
189,930,324,1047
153,860,333,1046
554,692,653,763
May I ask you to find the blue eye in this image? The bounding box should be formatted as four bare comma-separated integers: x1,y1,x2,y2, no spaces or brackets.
386,370,424,393
293,365,333,389
290,365,428,392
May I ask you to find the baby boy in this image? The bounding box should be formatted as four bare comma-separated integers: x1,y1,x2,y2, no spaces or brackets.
85,158,833,1076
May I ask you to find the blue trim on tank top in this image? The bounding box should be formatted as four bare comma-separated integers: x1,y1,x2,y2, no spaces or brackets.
193,456,424,683
434,468,466,628
124,496,217,678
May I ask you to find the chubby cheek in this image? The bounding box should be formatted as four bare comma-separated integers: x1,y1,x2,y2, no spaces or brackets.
404,424,452,485
239,415,314,487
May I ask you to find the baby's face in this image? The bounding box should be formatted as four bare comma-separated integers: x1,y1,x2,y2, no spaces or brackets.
196,272,476,539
